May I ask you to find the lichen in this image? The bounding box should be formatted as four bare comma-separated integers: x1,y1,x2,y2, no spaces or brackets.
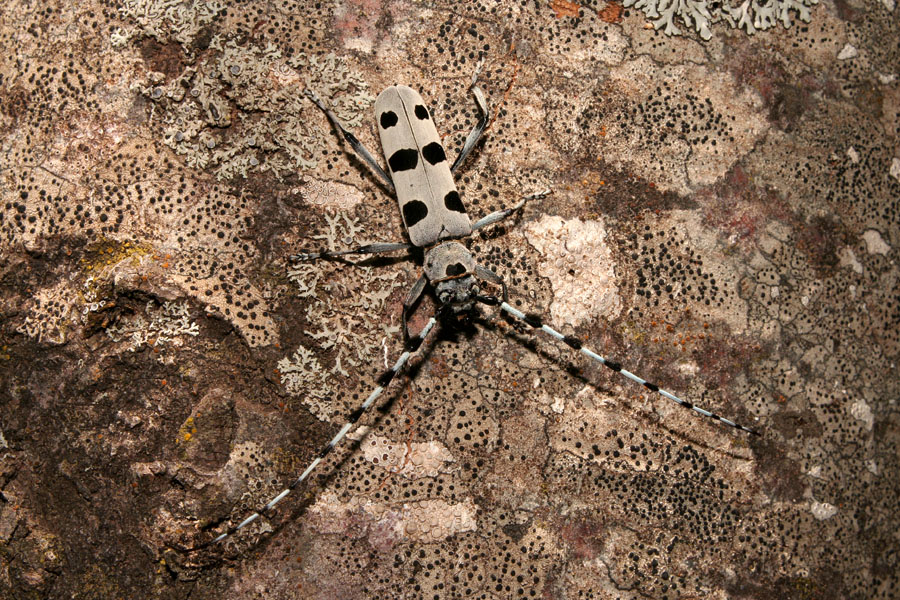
282,211,404,420
522,214,621,328
118,0,225,47
309,492,478,545
277,344,332,418
359,433,457,479
15,280,70,344
105,300,199,350
624,0,820,40
134,34,374,181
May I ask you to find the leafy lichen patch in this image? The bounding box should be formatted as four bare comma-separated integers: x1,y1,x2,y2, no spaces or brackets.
624,0,820,40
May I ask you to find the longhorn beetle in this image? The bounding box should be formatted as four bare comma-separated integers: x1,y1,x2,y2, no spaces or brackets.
205,83,758,546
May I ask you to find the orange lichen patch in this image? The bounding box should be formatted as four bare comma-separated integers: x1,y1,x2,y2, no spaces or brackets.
578,171,609,195
177,416,197,444
550,0,581,18
598,1,624,23
80,238,150,275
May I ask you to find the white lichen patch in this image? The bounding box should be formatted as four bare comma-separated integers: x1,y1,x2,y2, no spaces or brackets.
862,230,890,255
523,215,621,328
309,492,478,544
284,211,404,419
360,434,456,479
299,178,366,211
399,499,477,542
839,247,863,274
837,43,858,61
624,0,819,40
277,345,332,419
810,500,838,520
119,0,224,47
106,300,199,350
849,399,874,431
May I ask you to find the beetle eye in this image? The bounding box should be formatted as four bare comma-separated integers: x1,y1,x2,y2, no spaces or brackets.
439,291,451,304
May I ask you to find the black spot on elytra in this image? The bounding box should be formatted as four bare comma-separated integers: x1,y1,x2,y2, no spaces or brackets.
402,200,428,227
380,111,398,129
414,105,429,120
446,263,466,277
422,142,446,165
389,148,418,172
444,190,465,213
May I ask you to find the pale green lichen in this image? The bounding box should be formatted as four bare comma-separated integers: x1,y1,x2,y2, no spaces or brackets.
128,27,374,180
118,0,225,47
299,213,402,376
109,28,132,48
277,345,333,419
282,212,404,420
106,300,199,350
624,0,819,39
